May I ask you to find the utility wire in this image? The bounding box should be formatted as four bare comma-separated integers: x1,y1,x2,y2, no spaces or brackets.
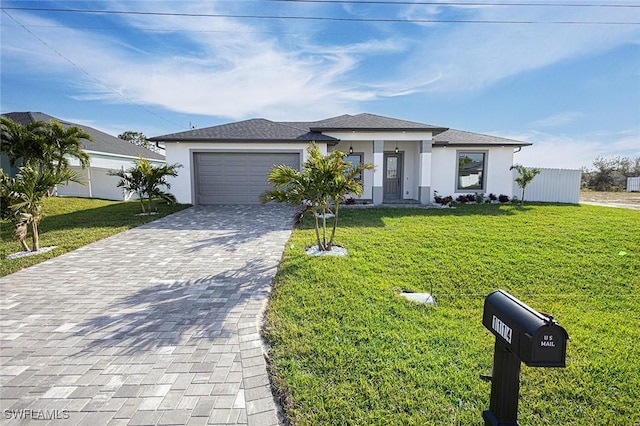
260,0,640,7
2,10,185,130
2,6,638,25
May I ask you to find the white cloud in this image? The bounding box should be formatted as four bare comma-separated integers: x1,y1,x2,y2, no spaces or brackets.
531,112,583,128
1,5,391,121
503,130,640,170
400,4,639,93
1,1,638,126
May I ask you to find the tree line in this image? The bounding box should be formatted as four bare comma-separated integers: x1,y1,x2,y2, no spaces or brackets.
582,156,640,191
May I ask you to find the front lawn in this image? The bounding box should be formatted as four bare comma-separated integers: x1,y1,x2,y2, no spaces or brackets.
0,197,189,277
265,204,639,425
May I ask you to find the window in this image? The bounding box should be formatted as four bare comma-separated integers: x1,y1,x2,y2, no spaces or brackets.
345,153,363,180
457,151,486,191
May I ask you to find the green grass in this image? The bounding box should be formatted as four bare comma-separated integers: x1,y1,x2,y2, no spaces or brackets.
0,197,190,277
265,203,640,425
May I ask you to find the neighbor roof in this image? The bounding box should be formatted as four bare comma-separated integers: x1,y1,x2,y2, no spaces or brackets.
434,128,532,147
2,112,165,160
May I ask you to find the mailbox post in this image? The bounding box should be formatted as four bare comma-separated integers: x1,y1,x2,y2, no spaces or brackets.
482,290,568,426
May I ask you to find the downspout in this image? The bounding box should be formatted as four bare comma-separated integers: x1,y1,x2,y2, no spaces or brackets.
514,147,522,153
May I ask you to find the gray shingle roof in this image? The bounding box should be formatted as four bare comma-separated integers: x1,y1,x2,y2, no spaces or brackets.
150,113,531,147
434,128,532,147
150,118,338,142
308,113,448,133
2,112,165,160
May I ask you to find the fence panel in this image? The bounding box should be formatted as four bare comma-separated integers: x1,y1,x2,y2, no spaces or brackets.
627,177,640,192
512,168,582,204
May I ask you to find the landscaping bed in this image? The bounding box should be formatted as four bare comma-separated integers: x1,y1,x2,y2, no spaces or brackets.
265,203,639,425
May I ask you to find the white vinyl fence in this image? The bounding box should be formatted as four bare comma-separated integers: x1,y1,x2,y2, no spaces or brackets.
512,168,582,204
627,177,640,192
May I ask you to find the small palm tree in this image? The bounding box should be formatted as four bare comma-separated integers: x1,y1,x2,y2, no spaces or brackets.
1,167,77,251
109,157,182,214
511,164,541,204
261,143,373,251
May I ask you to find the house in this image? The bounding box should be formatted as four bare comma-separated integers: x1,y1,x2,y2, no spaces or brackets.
150,113,532,205
1,112,166,201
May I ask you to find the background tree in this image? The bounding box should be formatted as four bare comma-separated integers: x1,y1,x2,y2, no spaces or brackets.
261,143,374,251
42,120,91,176
582,156,640,191
510,164,541,204
2,117,92,176
587,157,620,191
108,157,182,214
1,117,47,168
118,131,163,154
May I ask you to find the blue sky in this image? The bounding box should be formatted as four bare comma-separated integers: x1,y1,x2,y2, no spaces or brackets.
2,0,639,169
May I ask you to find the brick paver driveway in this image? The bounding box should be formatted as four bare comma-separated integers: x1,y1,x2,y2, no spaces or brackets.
0,205,294,425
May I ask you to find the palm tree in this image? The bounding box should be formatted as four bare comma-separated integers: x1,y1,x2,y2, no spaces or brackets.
1,117,47,168
511,164,541,204
261,143,373,251
1,117,92,178
109,157,181,214
1,167,76,251
42,120,91,175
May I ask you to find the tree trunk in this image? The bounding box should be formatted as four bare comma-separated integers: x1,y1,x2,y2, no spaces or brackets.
15,224,30,252
328,200,340,250
31,221,40,251
321,205,328,250
313,208,323,251
139,193,146,213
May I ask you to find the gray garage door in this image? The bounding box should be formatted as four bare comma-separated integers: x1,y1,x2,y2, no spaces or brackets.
194,152,300,204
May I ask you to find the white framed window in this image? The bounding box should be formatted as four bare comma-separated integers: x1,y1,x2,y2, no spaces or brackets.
456,151,487,191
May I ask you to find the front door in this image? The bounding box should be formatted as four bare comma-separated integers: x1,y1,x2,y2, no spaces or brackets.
383,153,403,201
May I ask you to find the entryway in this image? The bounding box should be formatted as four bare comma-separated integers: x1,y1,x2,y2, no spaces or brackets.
383,152,403,201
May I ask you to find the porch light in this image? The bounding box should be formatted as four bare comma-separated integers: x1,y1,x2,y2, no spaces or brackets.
395,144,399,154
349,144,353,154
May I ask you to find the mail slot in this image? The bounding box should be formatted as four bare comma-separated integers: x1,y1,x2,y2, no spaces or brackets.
483,289,568,367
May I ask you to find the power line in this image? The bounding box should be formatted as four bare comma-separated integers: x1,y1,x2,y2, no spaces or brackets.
13,24,306,36
261,0,640,7
2,6,638,25
2,10,185,130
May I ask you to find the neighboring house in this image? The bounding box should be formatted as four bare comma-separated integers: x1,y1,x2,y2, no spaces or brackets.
151,113,532,205
1,112,166,201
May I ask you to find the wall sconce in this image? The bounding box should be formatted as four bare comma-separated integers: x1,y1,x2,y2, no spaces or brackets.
349,144,353,154
395,144,399,154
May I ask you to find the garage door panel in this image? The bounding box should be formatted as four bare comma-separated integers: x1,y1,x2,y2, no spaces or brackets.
194,152,300,205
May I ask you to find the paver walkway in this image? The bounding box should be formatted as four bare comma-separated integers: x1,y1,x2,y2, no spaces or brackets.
0,205,294,425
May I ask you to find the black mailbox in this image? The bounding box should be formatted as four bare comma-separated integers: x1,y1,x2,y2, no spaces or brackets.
483,290,568,367
482,290,569,426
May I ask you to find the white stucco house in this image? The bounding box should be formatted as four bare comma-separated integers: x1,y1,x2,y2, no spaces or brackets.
150,113,532,205
1,112,166,201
